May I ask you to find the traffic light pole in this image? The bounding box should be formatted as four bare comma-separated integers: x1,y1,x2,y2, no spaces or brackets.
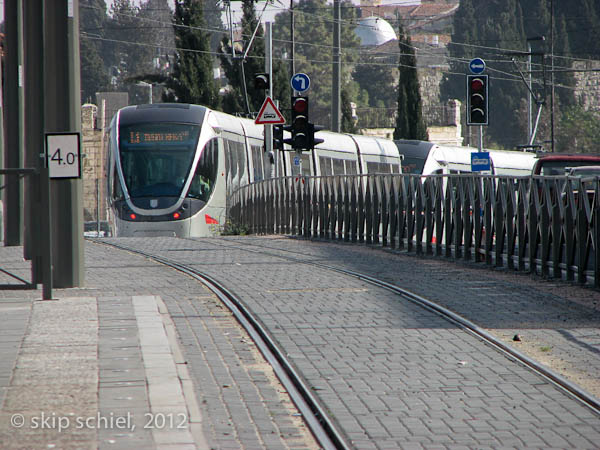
265,22,275,176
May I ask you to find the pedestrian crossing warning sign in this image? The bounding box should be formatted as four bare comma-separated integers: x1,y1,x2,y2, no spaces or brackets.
255,97,285,125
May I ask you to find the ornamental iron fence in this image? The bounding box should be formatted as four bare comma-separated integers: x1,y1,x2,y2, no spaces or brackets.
228,174,600,288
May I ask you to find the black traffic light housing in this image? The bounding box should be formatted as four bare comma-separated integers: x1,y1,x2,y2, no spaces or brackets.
284,96,310,150
309,123,324,148
467,74,488,126
254,73,269,90
273,124,284,151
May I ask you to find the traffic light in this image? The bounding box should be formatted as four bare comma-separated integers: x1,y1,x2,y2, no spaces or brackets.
467,74,488,125
309,123,324,148
254,73,269,90
273,124,284,151
284,96,310,150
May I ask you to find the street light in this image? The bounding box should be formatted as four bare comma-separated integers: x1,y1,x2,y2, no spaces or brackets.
136,81,153,104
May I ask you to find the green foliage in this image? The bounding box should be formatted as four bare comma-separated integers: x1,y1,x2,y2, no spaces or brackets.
394,20,427,141
557,105,600,153
219,0,290,117
163,0,220,108
80,0,110,102
221,219,250,236
341,90,357,133
272,0,363,128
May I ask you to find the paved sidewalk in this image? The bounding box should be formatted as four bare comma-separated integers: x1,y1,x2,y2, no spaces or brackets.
0,243,317,449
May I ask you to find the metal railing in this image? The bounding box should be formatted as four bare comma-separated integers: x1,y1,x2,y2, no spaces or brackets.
229,174,600,288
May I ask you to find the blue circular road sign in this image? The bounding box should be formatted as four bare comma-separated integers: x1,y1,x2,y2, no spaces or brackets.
469,58,486,74
291,73,310,93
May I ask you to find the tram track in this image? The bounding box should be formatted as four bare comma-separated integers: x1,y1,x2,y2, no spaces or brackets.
91,236,600,448
181,236,600,417
91,238,351,450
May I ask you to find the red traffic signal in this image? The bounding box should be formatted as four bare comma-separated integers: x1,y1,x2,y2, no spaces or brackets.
467,75,488,126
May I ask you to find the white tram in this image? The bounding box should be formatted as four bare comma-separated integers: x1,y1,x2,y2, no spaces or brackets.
395,139,537,176
106,103,403,237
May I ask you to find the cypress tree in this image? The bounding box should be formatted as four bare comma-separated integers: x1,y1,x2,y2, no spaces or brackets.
394,20,427,140
163,0,220,108
341,90,357,133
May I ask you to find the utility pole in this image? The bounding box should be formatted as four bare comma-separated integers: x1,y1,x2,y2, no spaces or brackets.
23,0,45,286
3,0,25,246
332,0,341,132
290,0,295,78
45,0,85,288
550,0,555,152
265,22,273,160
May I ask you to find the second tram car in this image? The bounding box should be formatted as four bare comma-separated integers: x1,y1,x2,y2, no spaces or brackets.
394,139,537,176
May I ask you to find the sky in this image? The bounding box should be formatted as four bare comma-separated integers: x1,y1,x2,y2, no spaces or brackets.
0,0,421,29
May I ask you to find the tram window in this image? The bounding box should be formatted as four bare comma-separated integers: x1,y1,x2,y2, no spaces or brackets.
251,145,263,181
332,158,345,175
301,153,311,176
112,166,124,200
235,142,247,186
188,138,218,201
320,157,332,176
225,140,238,189
345,160,357,174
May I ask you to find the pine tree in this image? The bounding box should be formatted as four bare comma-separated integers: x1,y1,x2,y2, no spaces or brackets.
80,0,110,102
394,20,427,140
441,0,527,148
162,0,220,108
272,0,363,128
219,0,290,117
341,90,357,133
219,0,266,115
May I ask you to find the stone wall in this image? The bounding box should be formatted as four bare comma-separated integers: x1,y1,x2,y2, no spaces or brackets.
573,60,600,113
81,104,106,224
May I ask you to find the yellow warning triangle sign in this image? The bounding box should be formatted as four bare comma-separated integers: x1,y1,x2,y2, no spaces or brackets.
255,97,286,125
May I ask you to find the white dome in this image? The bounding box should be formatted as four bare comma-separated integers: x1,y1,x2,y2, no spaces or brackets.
355,17,397,46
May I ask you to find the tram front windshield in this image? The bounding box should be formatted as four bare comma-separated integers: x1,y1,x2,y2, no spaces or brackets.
119,122,201,198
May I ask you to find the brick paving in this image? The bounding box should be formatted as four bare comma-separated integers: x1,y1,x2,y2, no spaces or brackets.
0,236,599,449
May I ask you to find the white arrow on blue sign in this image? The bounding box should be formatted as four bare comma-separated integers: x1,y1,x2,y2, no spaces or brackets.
469,58,486,74
291,73,310,93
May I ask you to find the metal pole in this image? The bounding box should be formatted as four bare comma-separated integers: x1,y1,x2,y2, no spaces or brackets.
332,0,341,132
528,42,532,141
23,0,45,285
290,0,295,77
265,22,273,160
3,0,25,246
44,0,84,288
478,126,483,152
550,0,555,152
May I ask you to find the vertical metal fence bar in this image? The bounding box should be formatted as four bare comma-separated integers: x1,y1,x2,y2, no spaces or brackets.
336,176,344,241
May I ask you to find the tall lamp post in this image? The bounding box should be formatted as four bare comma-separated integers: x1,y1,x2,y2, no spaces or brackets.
137,81,153,104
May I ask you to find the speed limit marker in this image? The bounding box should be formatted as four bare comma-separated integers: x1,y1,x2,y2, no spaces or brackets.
46,132,81,179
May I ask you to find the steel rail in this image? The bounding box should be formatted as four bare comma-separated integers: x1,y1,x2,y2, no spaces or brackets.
89,238,352,450
208,237,600,416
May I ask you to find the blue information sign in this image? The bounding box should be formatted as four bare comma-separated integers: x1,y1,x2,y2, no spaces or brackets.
471,151,491,172
291,73,310,93
469,58,486,74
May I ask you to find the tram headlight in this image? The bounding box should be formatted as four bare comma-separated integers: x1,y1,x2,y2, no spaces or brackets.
129,213,137,220
173,212,181,219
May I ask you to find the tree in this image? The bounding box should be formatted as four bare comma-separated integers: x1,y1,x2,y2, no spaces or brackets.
557,105,600,153
272,0,364,128
441,0,527,148
394,20,427,141
341,90,357,133
219,0,290,117
80,0,110,102
219,0,267,115
162,0,220,107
